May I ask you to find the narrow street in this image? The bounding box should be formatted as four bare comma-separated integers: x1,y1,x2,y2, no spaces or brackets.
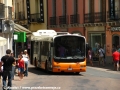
7,64,120,90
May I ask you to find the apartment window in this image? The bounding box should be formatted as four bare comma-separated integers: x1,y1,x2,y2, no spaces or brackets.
52,0,56,16
89,0,94,13
74,0,78,14
62,0,66,15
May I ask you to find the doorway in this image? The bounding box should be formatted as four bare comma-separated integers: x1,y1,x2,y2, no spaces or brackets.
112,35,119,47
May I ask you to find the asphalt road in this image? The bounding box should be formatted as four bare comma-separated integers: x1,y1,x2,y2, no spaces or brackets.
1,64,120,90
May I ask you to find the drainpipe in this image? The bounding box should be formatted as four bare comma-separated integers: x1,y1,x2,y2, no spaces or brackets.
83,0,85,36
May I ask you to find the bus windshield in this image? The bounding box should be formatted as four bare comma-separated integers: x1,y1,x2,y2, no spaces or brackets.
54,35,85,59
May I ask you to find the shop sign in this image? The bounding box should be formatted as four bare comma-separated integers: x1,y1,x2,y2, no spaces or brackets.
111,27,120,31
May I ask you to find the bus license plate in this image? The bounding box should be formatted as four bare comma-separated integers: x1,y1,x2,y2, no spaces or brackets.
68,68,72,70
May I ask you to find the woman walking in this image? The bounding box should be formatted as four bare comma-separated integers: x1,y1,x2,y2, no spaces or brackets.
22,50,30,77
88,47,94,66
18,55,25,80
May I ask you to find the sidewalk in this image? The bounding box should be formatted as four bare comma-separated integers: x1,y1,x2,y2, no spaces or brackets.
87,61,120,74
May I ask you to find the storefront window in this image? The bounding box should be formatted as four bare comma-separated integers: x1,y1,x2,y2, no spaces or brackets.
89,33,105,54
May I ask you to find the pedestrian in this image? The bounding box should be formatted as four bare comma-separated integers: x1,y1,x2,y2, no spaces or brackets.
98,46,105,66
0,49,16,90
17,55,25,80
87,47,94,66
17,51,24,75
11,52,16,80
0,59,3,83
112,48,120,71
22,50,30,77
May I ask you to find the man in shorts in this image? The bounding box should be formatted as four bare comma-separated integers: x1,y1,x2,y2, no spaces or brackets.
112,48,120,71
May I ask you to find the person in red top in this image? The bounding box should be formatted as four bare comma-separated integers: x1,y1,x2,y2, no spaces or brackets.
112,49,120,71
18,55,25,80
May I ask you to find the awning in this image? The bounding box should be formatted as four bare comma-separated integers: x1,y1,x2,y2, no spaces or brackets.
14,24,31,34
0,36,7,46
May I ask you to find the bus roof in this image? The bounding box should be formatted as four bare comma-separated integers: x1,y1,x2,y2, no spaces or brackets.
29,30,85,41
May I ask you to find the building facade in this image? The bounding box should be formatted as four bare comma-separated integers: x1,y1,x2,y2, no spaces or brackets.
84,0,106,59
84,0,120,63
0,0,14,58
106,0,120,62
47,0,85,35
15,0,47,32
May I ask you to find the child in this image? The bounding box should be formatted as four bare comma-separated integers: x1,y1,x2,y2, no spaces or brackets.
17,55,25,80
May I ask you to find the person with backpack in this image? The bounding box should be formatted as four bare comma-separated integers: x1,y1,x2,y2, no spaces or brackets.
98,46,105,66
0,49,16,90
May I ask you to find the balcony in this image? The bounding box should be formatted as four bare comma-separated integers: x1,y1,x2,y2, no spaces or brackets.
30,13,42,23
70,14,79,24
50,17,57,25
107,10,120,21
59,15,68,25
84,12,106,23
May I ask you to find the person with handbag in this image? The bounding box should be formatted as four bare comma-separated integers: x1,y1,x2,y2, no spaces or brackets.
98,46,105,66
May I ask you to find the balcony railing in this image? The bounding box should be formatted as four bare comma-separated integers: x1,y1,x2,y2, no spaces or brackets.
59,15,68,25
84,12,106,23
50,16,57,25
107,10,120,21
30,13,41,23
70,14,79,24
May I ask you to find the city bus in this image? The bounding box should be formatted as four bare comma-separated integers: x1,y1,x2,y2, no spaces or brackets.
30,30,86,74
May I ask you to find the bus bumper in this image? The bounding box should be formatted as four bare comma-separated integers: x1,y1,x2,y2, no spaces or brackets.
52,67,86,72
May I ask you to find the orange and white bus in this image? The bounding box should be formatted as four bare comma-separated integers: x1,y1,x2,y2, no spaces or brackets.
30,30,86,74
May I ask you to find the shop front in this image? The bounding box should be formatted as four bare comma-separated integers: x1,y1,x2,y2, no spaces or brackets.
85,26,105,61
85,26,105,49
106,26,120,63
